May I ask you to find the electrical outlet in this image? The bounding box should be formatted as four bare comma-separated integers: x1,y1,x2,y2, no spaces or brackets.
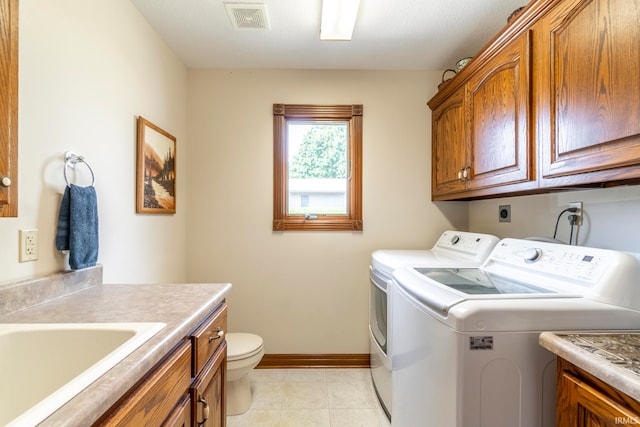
19,229,39,262
498,205,511,222
569,202,583,226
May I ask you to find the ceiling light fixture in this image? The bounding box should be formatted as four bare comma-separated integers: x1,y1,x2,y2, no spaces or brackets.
320,0,360,41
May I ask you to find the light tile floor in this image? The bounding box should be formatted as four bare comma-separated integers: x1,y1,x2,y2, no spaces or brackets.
227,368,392,427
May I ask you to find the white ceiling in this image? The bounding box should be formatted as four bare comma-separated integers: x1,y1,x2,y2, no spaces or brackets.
130,0,528,70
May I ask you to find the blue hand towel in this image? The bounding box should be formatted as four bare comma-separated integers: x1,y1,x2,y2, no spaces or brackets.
55,184,99,270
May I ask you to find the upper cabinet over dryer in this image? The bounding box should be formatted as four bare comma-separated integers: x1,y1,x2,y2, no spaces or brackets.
428,0,640,200
535,0,640,187
0,0,18,217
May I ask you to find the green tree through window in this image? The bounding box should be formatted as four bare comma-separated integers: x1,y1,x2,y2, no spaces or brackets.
289,124,347,179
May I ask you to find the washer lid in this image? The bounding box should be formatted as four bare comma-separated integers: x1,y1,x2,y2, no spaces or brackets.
227,333,263,360
371,250,435,278
392,267,579,316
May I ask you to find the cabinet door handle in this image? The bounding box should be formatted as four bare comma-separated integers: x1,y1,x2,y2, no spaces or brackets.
208,327,225,343
0,176,11,187
197,394,210,426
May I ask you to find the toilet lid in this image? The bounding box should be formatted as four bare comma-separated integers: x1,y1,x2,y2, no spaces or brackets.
227,333,264,361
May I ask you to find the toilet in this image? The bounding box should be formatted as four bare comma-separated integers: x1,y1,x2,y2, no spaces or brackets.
226,332,264,415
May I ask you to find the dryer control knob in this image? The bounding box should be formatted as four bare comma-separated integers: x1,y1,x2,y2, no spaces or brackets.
451,235,461,245
523,248,542,263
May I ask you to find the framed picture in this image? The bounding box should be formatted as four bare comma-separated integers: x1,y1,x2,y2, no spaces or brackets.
136,117,177,214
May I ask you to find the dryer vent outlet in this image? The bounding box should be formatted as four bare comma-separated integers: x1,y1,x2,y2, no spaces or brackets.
499,205,511,222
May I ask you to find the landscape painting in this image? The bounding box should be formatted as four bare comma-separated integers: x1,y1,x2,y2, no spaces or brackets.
136,117,176,214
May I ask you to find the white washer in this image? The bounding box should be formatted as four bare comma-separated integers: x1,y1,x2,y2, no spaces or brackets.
390,238,640,427
369,230,499,418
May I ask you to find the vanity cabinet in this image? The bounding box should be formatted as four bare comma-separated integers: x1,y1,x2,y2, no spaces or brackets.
190,304,227,427
0,0,18,217
163,395,192,427
95,340,193,426
428,0,640,200
535,0,640,187
430,31,535,200
94,302,227,427
190,342,226,427
556,357,640,426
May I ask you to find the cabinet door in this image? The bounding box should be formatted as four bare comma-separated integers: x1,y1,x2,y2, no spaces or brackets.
96,341,192,426
431,85,468,198
466,32,532,191
191,342,226,427
538,0,640,183
0,0,18,217
162,395,191,427
558,371,640,427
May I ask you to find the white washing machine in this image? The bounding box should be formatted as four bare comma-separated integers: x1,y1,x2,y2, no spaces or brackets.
390,238,640,427
369,230,499,419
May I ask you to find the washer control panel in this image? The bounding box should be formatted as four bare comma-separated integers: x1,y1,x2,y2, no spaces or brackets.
433,230,499,255
488,238,615,284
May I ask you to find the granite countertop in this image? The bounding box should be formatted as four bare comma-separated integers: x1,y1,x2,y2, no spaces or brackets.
540,331,640,401
0,266,231,426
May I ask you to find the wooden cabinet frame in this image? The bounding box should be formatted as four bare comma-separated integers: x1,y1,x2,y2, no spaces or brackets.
536,0,640,186
273,104,363,231
428,0,640,200
0,0,18,217
557,358,640,426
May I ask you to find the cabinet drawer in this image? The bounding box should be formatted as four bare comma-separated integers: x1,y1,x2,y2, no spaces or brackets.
96,340,192,426
192,304,227,375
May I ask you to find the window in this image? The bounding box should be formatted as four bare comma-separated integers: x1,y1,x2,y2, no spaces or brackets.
273,104,363,231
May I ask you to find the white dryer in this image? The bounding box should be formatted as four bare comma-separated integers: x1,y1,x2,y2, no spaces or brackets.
390,238,640,427
369,230,499,418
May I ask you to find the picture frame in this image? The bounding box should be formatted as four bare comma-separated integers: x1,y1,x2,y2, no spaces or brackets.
136,117,177,214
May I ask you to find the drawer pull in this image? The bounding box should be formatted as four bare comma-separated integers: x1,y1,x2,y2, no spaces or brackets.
197,394,210,426
208,327,225,343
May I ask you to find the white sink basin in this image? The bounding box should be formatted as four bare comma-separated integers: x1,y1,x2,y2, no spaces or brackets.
0,322,166,427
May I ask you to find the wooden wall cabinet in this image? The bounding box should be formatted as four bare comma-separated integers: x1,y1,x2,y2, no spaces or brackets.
466,32,533,193
556,358,640,427
0,0,18,217
94,303,227,427
429,0,640,200
430,32,535,200
431,85,467,196
535,0,640,187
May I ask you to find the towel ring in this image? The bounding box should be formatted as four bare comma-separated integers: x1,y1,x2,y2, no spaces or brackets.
64,151,95,187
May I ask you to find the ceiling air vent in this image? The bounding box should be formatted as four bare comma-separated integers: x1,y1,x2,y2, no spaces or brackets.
224,3,270,30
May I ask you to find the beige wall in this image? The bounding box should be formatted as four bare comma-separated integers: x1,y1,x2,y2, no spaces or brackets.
13,0,636,358
0,0,189,285
468,186,640,253
185,69,468,353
